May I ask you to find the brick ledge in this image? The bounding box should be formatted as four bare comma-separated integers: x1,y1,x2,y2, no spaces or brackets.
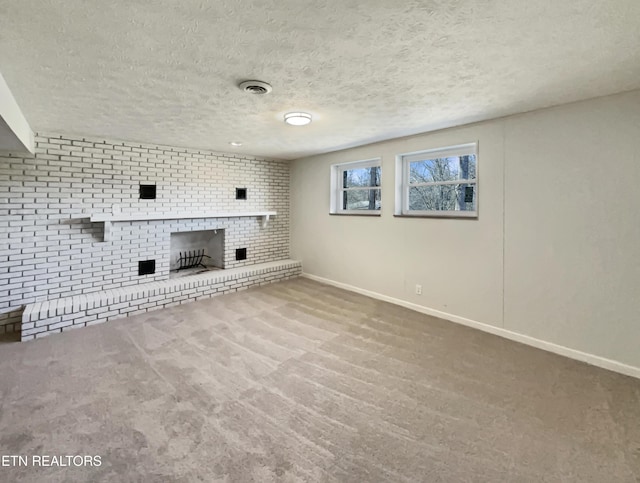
21,259,302,341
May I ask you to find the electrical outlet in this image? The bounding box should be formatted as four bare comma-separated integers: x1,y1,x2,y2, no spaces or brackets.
415,284,422,295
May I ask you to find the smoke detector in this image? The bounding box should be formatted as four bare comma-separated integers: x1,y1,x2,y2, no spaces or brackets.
238,80,272,95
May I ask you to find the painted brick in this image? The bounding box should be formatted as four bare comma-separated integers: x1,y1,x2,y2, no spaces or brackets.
20,260,301,340
2,132,291,334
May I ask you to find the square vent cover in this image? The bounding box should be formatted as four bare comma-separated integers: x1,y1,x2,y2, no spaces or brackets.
140,184,157,199
138,260,156,275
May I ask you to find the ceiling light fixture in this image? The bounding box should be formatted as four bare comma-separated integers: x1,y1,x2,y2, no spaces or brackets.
229,141,243,147
284,112,312,126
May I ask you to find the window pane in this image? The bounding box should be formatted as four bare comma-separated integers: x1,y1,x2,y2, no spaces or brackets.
409,155,476,183
408,184,476,212
343,166,381,188
342,189,381,210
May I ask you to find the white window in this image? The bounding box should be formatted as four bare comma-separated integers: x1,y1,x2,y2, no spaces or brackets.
330,158,381,215
395,142,478,217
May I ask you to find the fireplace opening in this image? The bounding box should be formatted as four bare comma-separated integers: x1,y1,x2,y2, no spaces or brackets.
170,229,224,278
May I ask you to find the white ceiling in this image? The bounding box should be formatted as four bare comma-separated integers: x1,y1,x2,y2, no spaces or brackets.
0,0,639,160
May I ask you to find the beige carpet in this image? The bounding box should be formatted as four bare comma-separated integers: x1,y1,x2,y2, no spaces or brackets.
0,277,638,482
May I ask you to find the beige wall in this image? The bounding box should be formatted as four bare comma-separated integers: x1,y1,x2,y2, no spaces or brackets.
290,89,640,370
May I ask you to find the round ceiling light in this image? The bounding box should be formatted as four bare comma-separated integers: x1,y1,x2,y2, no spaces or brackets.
284,112,312,126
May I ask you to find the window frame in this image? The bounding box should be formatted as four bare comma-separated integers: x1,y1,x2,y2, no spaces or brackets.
330,158,382,216
395,142,478,218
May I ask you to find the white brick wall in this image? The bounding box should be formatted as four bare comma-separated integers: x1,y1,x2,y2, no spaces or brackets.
0,133,290,333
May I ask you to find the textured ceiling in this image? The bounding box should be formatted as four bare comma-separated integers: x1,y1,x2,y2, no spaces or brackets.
0,0,639,160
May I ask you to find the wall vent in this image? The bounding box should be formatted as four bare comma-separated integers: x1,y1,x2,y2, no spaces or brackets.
139,184,156,199
138,260,156,276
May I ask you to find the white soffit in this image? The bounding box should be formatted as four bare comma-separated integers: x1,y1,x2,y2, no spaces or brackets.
0,71,34,153
0,0,638,160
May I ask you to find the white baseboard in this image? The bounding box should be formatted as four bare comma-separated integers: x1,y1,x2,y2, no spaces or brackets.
301,273,640,380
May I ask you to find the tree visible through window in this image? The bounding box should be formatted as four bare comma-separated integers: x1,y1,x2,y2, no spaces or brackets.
342,166,380,210
330,159,381,214
397,143,477,217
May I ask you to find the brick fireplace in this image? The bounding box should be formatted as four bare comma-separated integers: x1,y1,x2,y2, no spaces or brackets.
0,133,294,336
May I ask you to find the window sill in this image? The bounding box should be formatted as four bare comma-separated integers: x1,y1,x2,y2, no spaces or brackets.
329,212,381,217
393,212,477,219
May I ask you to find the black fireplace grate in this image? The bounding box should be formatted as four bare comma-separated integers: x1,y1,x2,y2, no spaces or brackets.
177,249,211,270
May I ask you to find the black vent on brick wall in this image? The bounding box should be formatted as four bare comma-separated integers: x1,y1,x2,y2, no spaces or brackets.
138,260,156,275
139,184,157,199
235,248,247,261
236,188,247,200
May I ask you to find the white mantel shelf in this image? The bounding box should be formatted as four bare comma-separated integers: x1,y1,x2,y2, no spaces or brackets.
87,211,276,241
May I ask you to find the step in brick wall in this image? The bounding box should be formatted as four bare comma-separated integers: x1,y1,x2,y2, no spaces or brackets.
21,260,301,341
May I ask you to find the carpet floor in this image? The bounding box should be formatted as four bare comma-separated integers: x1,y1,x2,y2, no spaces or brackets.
0,277,639,482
